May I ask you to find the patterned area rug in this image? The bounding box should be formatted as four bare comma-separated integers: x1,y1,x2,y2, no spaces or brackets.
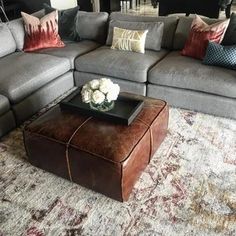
0,102,236,236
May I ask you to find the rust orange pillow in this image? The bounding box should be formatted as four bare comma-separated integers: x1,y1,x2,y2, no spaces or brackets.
181,15,229,60
21,11,65,52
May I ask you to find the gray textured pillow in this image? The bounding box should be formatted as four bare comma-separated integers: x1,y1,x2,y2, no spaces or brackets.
75,11,109,44
0,23,16,57
106,20,164,51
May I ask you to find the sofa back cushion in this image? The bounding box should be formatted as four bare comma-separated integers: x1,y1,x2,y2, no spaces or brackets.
7,10,45,50
222,12,236,45
75,11,109,44
0,23,16,57
109,12,178,49
106,20,164,51
173,16,220,50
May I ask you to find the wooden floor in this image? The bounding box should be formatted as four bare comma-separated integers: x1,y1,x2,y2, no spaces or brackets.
121,0,236,18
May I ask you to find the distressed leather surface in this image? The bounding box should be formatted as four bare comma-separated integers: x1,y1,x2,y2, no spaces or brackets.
24,93,169,201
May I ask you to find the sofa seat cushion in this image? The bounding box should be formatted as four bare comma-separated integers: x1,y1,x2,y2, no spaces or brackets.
0,95,10,115
37,40,100,69
75,46,169,83
148,51,236,99
0,52,70,104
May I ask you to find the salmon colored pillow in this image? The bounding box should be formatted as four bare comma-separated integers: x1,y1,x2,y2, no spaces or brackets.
181,15,229,60
21,11,65,52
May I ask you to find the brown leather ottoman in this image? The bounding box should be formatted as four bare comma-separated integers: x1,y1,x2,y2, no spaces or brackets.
23,93,169,202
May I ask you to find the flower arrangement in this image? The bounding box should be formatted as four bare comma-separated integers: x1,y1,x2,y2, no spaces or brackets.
81,78,120,112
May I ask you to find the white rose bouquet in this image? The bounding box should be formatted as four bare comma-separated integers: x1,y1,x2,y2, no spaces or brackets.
81,78,120,112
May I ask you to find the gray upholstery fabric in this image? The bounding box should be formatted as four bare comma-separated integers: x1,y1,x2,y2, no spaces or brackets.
0,23,16,57
148,51,236,99
7,18,25,50
13,72,74,124
0,95,10,115
74,71,146,95
0,52,70,104
173,16,221,50
32,9,46,18
109,12,178,49
0,111,16,138
76,11,109,44
37,40,100,69
147,84,236,119
8,10,45,50
106,20,164,51
75,46,169,83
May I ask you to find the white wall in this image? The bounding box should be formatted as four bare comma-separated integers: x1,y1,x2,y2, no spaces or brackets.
50,0,77,9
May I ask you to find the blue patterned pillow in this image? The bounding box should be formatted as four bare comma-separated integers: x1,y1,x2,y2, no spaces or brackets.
203,42,236,70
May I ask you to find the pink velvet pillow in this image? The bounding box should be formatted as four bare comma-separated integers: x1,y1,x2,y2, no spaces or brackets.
181,15,229,60
21,11,65,52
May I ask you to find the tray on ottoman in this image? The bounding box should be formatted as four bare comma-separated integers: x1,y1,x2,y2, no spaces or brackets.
60,88,144,125
23,93,169,202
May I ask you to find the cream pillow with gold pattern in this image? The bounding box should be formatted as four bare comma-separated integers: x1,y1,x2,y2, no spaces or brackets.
111,27,148,53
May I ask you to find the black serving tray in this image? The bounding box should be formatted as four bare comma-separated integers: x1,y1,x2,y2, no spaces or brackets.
60,88,144,125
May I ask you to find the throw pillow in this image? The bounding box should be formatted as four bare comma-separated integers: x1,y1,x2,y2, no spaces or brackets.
181,15,229,59
106,20,164,51
222,13,236,45
203,41,236,70
44,3,79,41
7,10,46,51
75,11,109,44
21,11,64,52
111,27,148,54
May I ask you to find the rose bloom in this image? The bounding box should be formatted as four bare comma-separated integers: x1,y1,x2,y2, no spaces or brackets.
89,79,100,90
92,90,105,104
82,83,89,92
106,84,120,102
81,88,92,103
99,78,113,94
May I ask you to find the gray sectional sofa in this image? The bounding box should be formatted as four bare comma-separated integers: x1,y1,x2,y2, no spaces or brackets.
0,11,235,138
